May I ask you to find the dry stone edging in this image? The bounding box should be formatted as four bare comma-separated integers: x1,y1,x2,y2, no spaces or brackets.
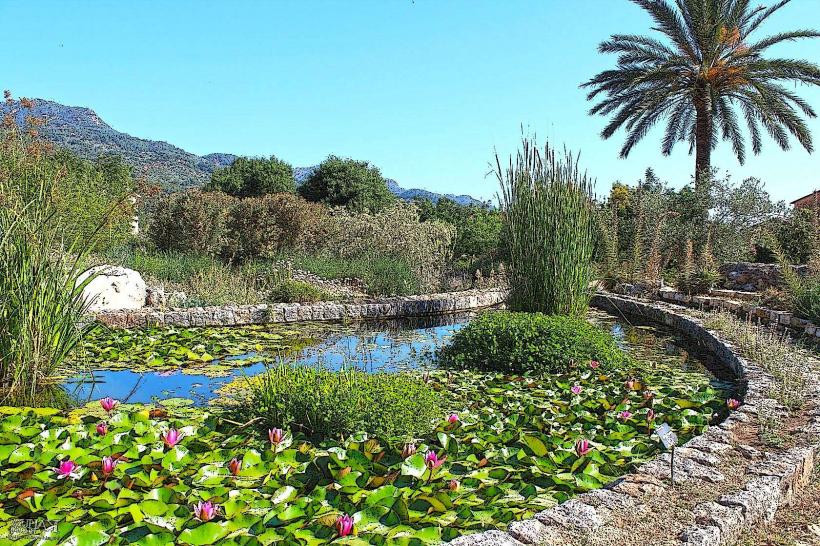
451,293,820,546
91,288,508,329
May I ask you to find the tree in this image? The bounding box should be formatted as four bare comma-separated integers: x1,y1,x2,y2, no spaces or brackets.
204,156,295,197
298,155,395,212
583,0,820,183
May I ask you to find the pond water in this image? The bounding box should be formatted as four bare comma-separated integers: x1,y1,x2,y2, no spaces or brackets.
62,308,733,406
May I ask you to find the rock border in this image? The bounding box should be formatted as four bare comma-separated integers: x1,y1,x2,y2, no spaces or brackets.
92,288,508,329
450,293,820,546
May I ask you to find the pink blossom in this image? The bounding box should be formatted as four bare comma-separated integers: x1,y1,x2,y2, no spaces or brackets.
228,458,241,476
335,514,354,537
625,379,636,391
447,414,459,424
575,439,592,458
589,360,600,369
646,409,656,422
726,398,740,410
448,479,460,491
401,443,417,459
55,460,81,480
617,410,633,421
193,500,218,522
162,428,181,449
424,450,446,469
570,384,583,395
99,397,118,413
96,422,108,436
101,456,117,477
268,428,284,445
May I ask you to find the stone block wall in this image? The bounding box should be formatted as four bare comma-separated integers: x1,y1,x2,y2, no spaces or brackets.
719,262,808,292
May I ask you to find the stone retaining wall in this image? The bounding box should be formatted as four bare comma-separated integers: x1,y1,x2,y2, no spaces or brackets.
92,288,508,329
451,293,820,546
656,287,820,340
720,262,808,292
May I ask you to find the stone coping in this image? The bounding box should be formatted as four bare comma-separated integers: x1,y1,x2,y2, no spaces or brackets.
656,287,820,339
92,288,508,329
450,293,820,546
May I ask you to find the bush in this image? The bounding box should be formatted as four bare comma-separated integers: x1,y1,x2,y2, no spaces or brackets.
148,190,236,255
298,155,396,213
496,137,595,315
268,279,332,303
437,311,629,373
790,277,820,323
204,155,295,197
244,364,443,441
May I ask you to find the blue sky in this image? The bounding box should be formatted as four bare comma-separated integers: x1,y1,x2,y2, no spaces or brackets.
2,0,819,203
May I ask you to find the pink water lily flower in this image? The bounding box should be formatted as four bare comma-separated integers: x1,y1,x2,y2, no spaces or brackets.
99,397,118,413
646,409,656,422
268,428,284,445
447,413,459,424
55,460,81,480
589,360,600,369
228,457,242,476
575,439,592,458
424,450,446,469
193,500,219,522
448,479,460,491
401,443,417,459
335,513,354,537
625,379,636,391
727,398,740,410
570,384,583,395
101,456,117,477
162,428,182,449
642,390,655,401
617,410,633,421
96,422,108,436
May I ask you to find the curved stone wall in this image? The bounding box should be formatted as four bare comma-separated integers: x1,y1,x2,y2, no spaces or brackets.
93,288,508,329
451,293,820,546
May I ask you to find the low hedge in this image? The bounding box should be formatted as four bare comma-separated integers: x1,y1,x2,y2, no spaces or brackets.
437,311,629,373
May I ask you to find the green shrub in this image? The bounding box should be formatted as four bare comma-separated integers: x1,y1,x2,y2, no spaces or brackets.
204,155,295,197
437,311,629,373
269,279,332,303
243,364,443,441
495,137,595,315
148,190,236,255
790,276,820,324
298,155,395,213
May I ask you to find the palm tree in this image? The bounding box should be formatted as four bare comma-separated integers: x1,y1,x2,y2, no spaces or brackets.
583,0,820,184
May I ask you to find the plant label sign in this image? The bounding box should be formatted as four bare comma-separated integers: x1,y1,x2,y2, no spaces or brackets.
656,423,678,450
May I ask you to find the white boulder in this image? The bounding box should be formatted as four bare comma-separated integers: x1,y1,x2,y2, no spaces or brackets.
78,265,147,312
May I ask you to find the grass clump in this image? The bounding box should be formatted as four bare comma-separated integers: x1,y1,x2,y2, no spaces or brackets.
243,364,443,441
495,136,595,316
268,279,332,303
286,253,420,296
438,311,629,373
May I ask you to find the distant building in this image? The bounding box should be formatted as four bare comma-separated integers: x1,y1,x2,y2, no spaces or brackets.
792,190,820,209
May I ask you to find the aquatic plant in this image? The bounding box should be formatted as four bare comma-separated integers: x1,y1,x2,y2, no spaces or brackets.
495,136,595,315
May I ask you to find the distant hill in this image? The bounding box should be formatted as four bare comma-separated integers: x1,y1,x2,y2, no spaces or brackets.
1,99,485,206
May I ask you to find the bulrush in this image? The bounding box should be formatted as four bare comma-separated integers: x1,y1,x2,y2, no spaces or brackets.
589,360,600,369
335,514,354,537
193,500,218,522
162,428,181,449
447,414,459,424
228,457,242,476
96,422,108,436
101,456,117,477
570,384,582,395
617,410,633,421
55,460,81,480
401,443,417,459
268,428,284,445
726,398,740,410
99,397,118,413
575,439,591,458
424,450,446,469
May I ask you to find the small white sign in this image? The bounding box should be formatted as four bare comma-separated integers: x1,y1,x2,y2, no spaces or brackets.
656,423,678,450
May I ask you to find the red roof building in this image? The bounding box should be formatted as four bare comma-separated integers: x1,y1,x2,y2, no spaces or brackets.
792,190,820,209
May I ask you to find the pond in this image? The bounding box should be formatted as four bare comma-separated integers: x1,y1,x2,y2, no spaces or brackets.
63,308,735,405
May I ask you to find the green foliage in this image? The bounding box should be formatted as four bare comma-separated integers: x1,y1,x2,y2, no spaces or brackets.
268,279,332,303
438,311,629,373
149,190,237,256
244,364,443,441
298,155,396,213
584,0,820,180
204,155,295,197
0,127,99,405
0,360,722,543
286,253,420,296
790,277,820,324
496,137,595,315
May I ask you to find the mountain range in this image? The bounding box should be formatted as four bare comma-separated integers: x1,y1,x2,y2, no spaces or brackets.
1,99,484,206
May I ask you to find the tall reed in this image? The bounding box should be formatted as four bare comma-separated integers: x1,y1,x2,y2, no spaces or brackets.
495,137,595,316
0,119,98,405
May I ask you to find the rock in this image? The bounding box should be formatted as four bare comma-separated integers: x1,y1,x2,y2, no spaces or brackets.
145,286,166,307
79,265,146,312
449,530,526,546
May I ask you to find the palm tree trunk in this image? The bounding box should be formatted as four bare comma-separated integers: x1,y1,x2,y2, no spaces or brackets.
694,85,711,187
